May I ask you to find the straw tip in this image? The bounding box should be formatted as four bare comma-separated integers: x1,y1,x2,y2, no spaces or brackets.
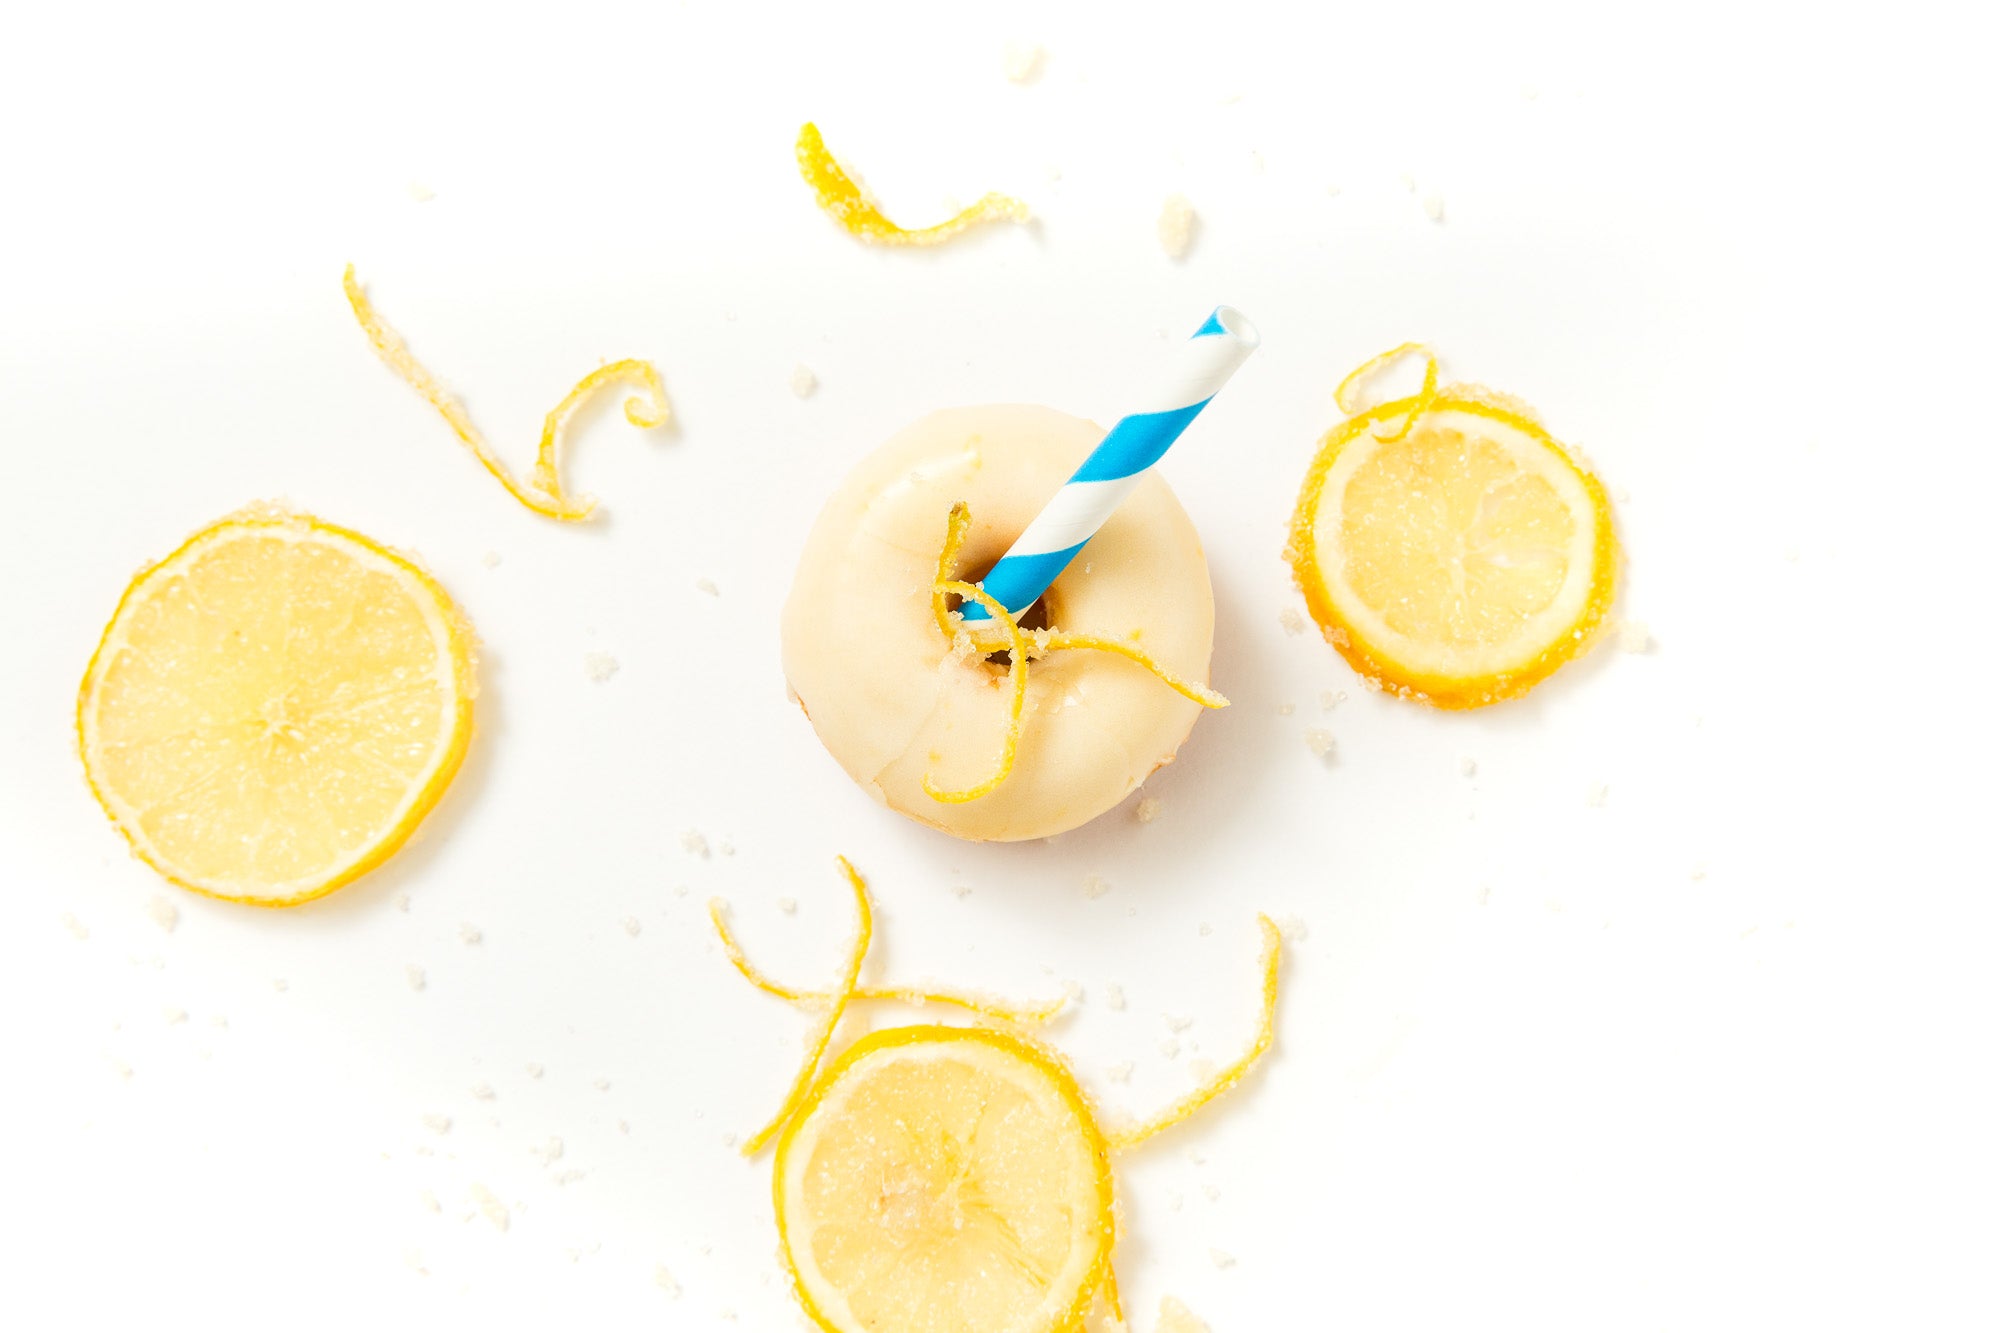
1197,305,1260,349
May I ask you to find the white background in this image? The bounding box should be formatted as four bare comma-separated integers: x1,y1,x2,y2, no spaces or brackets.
3,2,1996,1329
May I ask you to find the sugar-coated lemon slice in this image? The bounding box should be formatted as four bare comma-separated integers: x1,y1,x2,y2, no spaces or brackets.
77,505,476,905
775,1024,1115,1333
1287,371,1619,709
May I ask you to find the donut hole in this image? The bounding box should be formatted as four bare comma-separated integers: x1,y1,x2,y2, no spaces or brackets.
949,562,1059,670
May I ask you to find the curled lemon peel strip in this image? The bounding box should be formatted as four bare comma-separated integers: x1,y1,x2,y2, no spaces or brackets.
739,856,873,1157
924,579,1032,805
797,121,1029,247
1105,915,1282,1152
1101,1264,1125,1327
924,504,1228,803
1335,341,1439,444
343,264,671,521
707,897,1067,1025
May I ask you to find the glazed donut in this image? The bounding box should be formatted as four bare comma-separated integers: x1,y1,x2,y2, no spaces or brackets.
782,405,1217,842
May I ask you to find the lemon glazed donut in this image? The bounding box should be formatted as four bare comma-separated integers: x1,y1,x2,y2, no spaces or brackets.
782,405,1218,842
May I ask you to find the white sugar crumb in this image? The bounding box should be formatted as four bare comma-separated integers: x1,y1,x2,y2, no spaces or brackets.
1002,41,1046,85
469,1183,510,1232
1105,983,1126,1011
112,1058,134,1080
1163,1013,1194,1033
583,651,621,683
1587,781,1610,807
1422,191,1446,222
525,1062,544,1079
422,1113,452,1135
1198,922,1213,937
1210,1248,1237,1270
1459,755,1478,777
654,1265,682,1298
1157,194,1198,260
405,965,427,992
1158,1036,1182,1059
208,1015,229,1029
1081,874,1111,900
950,885,973,899
1107,1061,1135,1084
1305,728,1335,759
788,364,818,399
394,894,411,913
532,1136,564,1166
681,830,710,858
272,978,289,992
163,1006,188,1025
471,1082,496,1101
593,1078,611,1091
1401,172,1418,193
1135,796,1162,824
479,550,502,569
1202,1183,1222,1202
1322,689,1347,709
419,1189,441,1214
146,896,180,932
695,577,720,597
1275,702,1295,716
777,896,798,914
459,922,483,945
1275,913,1309,942
1189,1057,1217,1082
406,181,435,203
61,913,89,941
1615,619,1653,653
1691,865,1709,882
1278,607,1306,635
620,916,642,937
720,1131,737,1148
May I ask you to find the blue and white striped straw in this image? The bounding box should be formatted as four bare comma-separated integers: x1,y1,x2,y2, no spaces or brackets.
961,305,1260,622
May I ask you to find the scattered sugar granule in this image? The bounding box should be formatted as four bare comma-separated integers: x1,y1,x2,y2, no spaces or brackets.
1202,1183,1222,1202
1003,41,1046,85
1167,1190,1185,1213
163,1006,188,1025
479,550,502,569
1400,172,1418,193
618,1119,631,1135
583,651,621,683
1158,1036,1182,1059
1210,1248,1237,1270
419,1189,441,1214
553,1168,586,1186
1135,796,1162,824
1060,980,1085,1004
720,1131,738,1149
422,1113,452,1135
394,894,411,913
61,913,89,941
406,965,427,992
1157,194,1197,260
1691,866,1709,882
525,1062,544,1079
404,1249,429,1276
1248,149,1266,175
532,1136,564,1166
718,839,735,857
469,1183,510,1232
1105,983,1126,1011
1274,913,1309,942
406,181,435,203
1081,874,1111,900
1198,922,1213,937
654,1265,682,1298
1587,781,1610,808
1460,755,1478,777
272,978,289,992
1186,1148,1206,1166
671,884,689,898
1422,191,1445,222
1278,607,1306,636
1615,619,1653,653
146,896,180,932
1305,728,1335,759
789,364,818,399
1326,182,1344,197
694,577,720,598
111,1058,134,1080
769,896,797,918
1276,702,1295,716
1163,1013,1194,1033
593,1078,611,1091
1783,545,1801,563
1107,1061,1135,1084
620,917,642,937
950,884,974,899
1189,1057,1217,1083
1324,689,1347,709
208,1015,229,1029
681,831,710,859
1478,884,1493,905
1158,1297,1209,1333
459,922,483,945
1522,83,1541,101
470,1082,495,1101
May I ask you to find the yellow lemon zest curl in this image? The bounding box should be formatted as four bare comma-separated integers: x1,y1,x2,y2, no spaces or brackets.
923,503,1228,803
707,898,1067,1026
343,264,671,521
1335,340,1439,443
796,121,1029,247
1104,914,1282,1152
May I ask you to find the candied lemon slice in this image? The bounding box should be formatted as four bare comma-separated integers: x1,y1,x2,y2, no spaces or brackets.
77,506,476,905
1287,362,1619,708
797,122,1029,246
775,1024,1114,1333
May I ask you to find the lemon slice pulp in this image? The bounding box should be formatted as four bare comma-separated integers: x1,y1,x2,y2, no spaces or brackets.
77,506,476,905
1289,386,1618,708
775,1025,1114,1333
